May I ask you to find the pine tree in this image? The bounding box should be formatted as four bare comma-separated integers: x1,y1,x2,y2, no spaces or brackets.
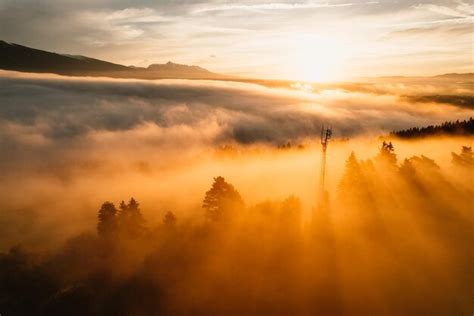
452,146,474,167
202,176,244,221
163,211,177,226
376,141,397,167
118,198,145,238
97,202,118,238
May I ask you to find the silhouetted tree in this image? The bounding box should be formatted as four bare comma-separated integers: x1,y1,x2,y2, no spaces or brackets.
97,202,118,238
399,158,417,178
400,155,441,189
376,141,397,166
202,176,244,221
338,152,361,187
118,198,145,238
336,152,377,220
163,211,177,226
409,155,440,171
337,152,367,202
119,200,127,216
452,146,474,167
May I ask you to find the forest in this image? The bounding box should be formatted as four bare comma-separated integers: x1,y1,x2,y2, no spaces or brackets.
391,117,474,138
1,142,472,316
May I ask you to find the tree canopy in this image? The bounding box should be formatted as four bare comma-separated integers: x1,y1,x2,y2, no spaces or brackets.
391,117,474,138
97,202,118,238
202,176,244,221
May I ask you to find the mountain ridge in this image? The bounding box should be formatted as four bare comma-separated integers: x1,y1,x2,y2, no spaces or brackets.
1,40,472,82
0,40,225,79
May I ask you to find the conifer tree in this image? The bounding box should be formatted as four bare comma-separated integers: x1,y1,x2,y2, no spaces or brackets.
97,202,118,238
202,176,244,221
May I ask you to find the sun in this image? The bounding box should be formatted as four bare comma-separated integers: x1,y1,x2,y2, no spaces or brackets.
286,35,347,82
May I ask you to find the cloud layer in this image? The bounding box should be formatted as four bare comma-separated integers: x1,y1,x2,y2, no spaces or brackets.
1,71,472,146
0,73,466,134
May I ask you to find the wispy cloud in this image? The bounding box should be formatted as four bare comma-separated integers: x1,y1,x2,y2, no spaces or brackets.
385,16,473,28
387,23,473,38
192,2,354,14
414,1,474,18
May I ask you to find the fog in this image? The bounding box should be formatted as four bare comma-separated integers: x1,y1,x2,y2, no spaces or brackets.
0,71,473,315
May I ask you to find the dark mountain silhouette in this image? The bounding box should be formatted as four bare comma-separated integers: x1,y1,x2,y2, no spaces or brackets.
0,40,225,79
0,41,129,74
147,61,213,76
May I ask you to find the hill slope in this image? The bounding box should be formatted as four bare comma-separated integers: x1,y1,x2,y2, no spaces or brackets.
0,41,128,74
0,40,224,79
391,118,474,138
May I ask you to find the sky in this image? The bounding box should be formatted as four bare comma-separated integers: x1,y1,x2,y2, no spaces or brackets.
0,0,472,81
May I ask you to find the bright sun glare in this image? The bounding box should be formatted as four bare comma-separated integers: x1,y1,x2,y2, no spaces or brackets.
288,35,347,82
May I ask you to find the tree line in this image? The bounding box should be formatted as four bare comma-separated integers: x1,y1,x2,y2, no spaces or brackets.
391,117,474,138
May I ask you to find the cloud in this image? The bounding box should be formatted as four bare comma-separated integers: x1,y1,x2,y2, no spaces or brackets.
192,2,354,14
0,74,456,138
387,23,473,38
0,71,472,164
414,1,474,18
402,95,474,109
383,16,473,28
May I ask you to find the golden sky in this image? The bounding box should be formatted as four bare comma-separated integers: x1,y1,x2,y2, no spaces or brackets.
0,0,473,81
